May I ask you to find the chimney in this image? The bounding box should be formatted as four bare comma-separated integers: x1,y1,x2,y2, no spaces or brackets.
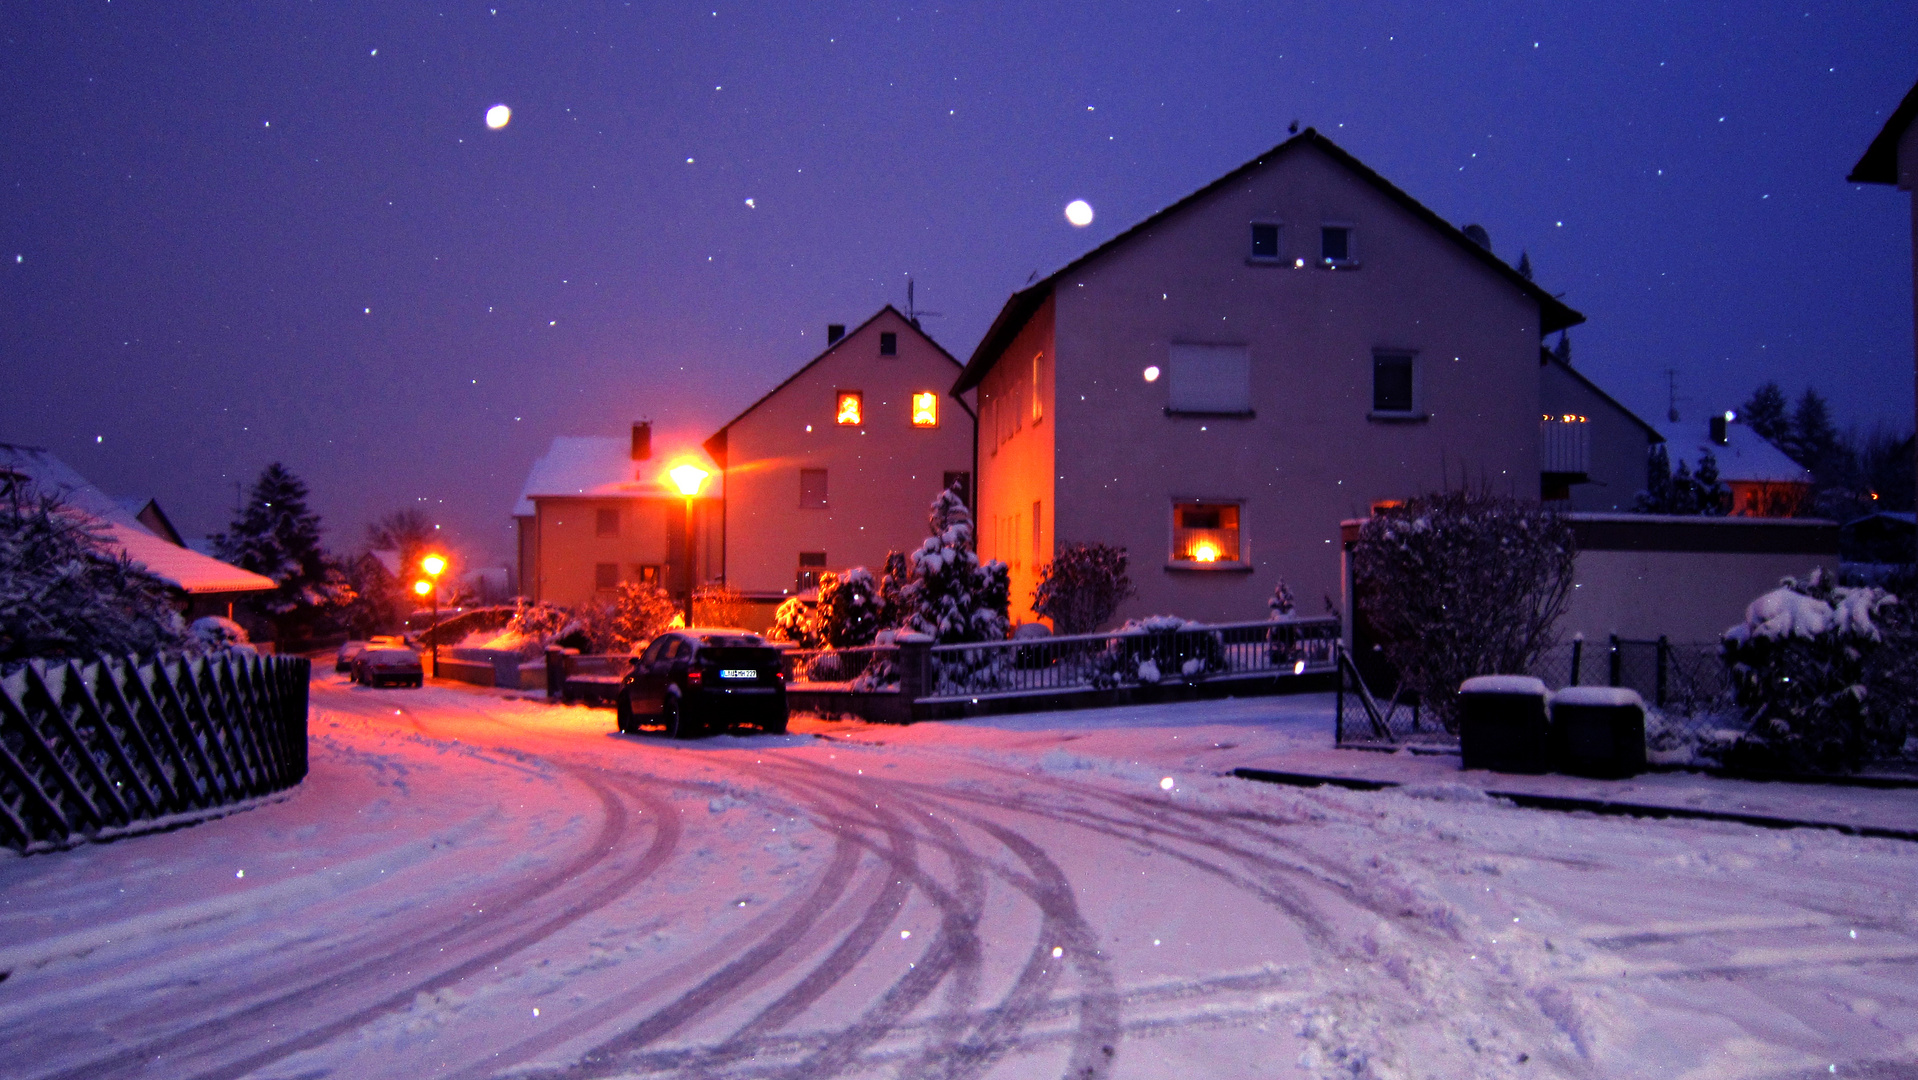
827,324,845,345
1709,414,1728,446
631,421,652,461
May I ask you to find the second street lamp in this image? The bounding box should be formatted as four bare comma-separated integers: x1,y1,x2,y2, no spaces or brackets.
667,464,709,629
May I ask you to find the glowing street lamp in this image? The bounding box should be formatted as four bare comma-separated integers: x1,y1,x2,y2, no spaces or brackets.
421,553,447,678
667,465,709,628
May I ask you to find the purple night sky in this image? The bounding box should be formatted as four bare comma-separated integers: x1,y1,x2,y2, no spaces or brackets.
3,2,1913,566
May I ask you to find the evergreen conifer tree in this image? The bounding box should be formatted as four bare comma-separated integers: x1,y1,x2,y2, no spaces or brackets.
1695,450,1729,515
899,489,1009,644
1636,443,1674,512
1551,331,1571,366
1740,381,1791,449
1516,251,1533,281
1787,387,1838,471
214,463,348,633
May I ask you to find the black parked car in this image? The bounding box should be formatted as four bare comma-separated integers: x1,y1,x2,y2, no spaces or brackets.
616,630,788,738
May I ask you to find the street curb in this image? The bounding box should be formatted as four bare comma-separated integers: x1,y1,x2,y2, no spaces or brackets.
1230,767,1918,843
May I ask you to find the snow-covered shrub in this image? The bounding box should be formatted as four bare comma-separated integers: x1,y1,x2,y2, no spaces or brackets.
692,584,754,631
573,583,678,653
1721,569,1907,772
817,568,882,648
184,616,254,656
1351,490,1576,731
1118,615,1223,682
1267,578,1297,619
0,489,184,661
768,597,824,648
1032,542,1134,634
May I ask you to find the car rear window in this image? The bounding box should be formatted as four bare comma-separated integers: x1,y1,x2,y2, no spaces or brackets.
698,647,778,669
365,649,417,661
697,634,764,648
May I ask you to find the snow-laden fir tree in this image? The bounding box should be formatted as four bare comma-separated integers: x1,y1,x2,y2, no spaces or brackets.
817,567,882,648
900,488,1009,645
213,463,350,636
0,488,183,661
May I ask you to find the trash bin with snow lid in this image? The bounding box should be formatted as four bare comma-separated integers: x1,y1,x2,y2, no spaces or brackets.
1550,686,1645,779
1457,675,1551,774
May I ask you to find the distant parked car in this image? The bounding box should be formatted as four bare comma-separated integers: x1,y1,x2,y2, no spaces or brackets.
337,640,370,673
353,647,424,688
616,630,787,738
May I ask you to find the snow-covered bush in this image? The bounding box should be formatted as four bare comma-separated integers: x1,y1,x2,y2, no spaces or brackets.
692,584,754,631
1721,569,1908,772
0,489,184,661
184,616,254,656
1351,491,1576,731
768,596,824,648
1118,615,1223,682
574,583,678,653
816,568,882,648
1032,542,1134,634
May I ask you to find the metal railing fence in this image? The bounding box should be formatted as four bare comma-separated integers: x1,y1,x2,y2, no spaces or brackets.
0,653,310,852
923,617,1340,699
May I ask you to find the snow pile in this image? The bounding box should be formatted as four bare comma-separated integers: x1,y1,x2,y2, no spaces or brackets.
184,616,255,656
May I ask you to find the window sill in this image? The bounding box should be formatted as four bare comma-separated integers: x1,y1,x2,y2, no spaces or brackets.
1319,260,1362,270
1164,408,1256,419
1164,560,1255,573
1366,410,1428,423
1245,256,1285,267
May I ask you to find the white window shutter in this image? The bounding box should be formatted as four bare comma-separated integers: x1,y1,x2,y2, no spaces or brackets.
1167,344,1251,413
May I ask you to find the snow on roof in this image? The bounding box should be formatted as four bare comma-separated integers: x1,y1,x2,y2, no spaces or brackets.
1660,422,1812,485
0,442,275,595
512,436,722,516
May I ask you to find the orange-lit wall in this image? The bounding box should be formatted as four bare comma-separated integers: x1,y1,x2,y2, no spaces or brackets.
524,496,717,609
718,310,974,596
976,294,1056,625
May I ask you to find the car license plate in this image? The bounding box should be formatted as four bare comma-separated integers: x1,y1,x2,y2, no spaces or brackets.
720,669,756,679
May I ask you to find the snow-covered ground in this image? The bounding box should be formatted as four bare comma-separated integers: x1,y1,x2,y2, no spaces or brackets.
1,678,1915,1080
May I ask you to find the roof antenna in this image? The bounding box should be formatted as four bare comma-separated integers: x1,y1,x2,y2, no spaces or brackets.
1025,269,1039,284
904,277,942,328
1665,368,1681,423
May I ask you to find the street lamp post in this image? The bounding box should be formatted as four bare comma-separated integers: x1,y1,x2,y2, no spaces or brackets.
420,553,447,678
667,465,709,629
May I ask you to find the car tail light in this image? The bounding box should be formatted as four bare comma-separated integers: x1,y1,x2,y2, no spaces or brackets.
688,668,704,686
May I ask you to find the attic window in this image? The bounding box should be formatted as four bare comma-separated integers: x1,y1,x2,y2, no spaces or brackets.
912,392,939,427
1321,225,1354,266
836,391,863,426
879,332,898,356
1250,222,1280,260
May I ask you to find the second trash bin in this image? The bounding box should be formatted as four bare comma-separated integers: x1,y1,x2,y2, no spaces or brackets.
1457,675,1551,773
1550,686,1646,778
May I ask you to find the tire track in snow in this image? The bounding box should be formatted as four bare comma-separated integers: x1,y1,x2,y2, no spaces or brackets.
23,694,682,1080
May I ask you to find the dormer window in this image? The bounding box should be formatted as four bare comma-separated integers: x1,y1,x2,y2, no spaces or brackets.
879,332,897,356
1250,222,1280,261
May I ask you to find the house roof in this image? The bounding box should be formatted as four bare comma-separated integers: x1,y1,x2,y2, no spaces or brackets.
512,436,722,516
1660,422,1813,486
1849,78,1918,185
703,305,963,464
0,443,276,595
1540,351,1664,442
955,129,1586,393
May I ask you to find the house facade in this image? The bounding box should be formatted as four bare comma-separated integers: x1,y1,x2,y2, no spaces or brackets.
953,130,1583,625
1539,351,1664,512
704,307,974,606
1850,76,1918,545
512,427,721,610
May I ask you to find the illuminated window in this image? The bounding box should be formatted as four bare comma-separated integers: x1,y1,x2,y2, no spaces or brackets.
797,551,827,592
1032,354,1043,422
1172,502,1240,564
835,391,862,426
912,392,939,427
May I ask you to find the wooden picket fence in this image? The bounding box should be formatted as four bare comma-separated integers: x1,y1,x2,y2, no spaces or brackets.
0,653,310,852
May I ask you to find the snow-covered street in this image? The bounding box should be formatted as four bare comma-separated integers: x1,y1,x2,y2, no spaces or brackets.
2,678,1915,1080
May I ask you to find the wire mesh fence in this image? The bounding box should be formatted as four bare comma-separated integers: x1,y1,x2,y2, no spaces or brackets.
0,653,310,852
923,618,1341,699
